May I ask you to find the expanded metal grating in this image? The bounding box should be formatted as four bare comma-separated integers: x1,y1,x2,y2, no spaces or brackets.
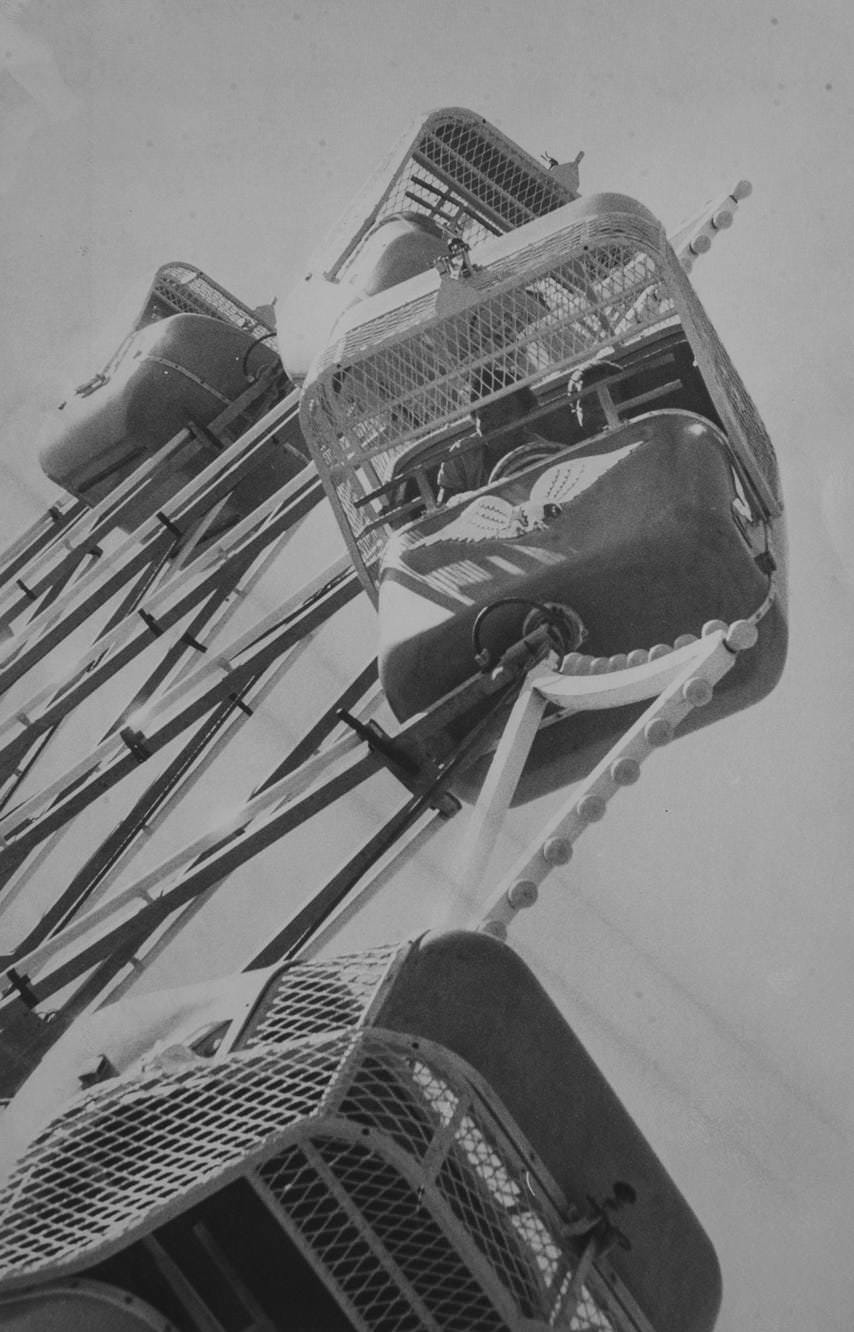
238,943,402,1049
0,943,641,1330
313,107,579,286
256,1035,624,1331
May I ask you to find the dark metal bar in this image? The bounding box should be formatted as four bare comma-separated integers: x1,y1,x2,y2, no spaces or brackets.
14,679,261,957
0,650,534,1093
248,795,433,967
0,476,322,777
102,572,250,738
251,658,379,796
0,570,361,867
0,393,302,696
3,751,381,1010
0,498,87,595
249,676,518,966
0,527,177,698
8,660,378,963
0,726,58,815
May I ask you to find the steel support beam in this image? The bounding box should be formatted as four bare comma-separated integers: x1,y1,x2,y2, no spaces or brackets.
0,562,360,869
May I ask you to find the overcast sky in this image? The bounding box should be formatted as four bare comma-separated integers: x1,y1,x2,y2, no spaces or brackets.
1,3,853,1330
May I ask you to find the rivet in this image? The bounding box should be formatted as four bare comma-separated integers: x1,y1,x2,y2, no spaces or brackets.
645,717,672,746
725,619,759,651
648,643,672,660
701,619,728,637
683,676,714,706
608,653,628,671
611,757,641,785
589,657,610,674
674,633,698,649
561,652,585,674
543,836,572,865
712,207,734,229
577,793,607,822
508,880,539,909
626,648,648,667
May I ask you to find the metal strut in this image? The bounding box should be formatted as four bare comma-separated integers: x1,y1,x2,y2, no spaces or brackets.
0,497,87,597
0,384,305,692
0,597,768,1095
0,468,322,784
454,615,765,937
0,620,558,1091
0,557,359,872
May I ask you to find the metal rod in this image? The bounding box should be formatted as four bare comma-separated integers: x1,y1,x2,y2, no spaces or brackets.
0,473,321,774
0,568,360,865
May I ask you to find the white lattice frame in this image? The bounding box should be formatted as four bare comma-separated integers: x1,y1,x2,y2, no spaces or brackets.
95,261,279,383
0,1028,646,1330
238,942,406,1051
149,262,275,336
300,193,781,601
253,1119,531,1332
303,106,579,287
249,1036,633,1332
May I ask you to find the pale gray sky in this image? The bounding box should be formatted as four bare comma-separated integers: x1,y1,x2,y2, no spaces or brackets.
1,3,853,1330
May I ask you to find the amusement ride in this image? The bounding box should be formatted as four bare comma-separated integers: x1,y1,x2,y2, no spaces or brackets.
0,108,786,1331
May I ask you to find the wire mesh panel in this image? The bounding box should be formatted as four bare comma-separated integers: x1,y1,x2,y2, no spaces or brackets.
256,1035,627,1332
239,943,403,1048
145,262,276,338
299,197,669,590
0,945,404,1291
0,1038,349,1284
88,261,280,387
310,106,580,287
0,938,644,1330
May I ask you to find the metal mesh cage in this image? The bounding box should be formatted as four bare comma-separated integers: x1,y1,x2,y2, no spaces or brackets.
0,943,641,1330
146,262,276,338
311,107,579,286
300,193,781,593
257,1034,628,1331
300,201,670,587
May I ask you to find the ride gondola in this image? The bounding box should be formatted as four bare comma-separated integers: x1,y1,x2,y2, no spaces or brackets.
295,174,786,796
0,931,722,1332
0,109,788,1332
38,263,308,532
